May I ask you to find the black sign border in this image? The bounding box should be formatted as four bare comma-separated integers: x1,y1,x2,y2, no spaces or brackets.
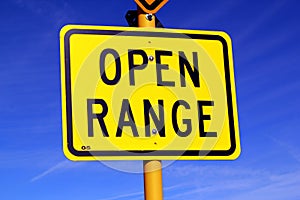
63,28,238,158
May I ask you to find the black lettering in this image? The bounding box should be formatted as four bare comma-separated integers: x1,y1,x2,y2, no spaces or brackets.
128,49,148,85
156,50,175,87
144,100,165,137
179,51,200,87
172,100,192,137
87,99,109,137
99,48,121,85
116,99,139,137
197,101,217,137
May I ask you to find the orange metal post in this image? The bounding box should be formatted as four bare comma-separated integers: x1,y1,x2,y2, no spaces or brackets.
137,5,163,200
143,160,163,200
137,7,156,27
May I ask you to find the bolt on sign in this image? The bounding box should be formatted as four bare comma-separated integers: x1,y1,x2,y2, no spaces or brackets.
60,25,241,160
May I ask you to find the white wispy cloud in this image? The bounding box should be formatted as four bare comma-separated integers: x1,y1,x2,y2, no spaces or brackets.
229,170,300,200
164,178,259,200
12,0,76,26
100,160,177,174
97,183,185,200
241,79,300,113
235,1,288,44
180,0,242,28
97,191,143,200
163,163,300,200
30,160,83,182
270,136,300,163
164,164,267,178
237,28,298,67
101,161,144,174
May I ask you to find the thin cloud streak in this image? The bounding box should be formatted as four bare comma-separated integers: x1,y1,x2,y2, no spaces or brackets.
164,164,300,200
241,79,300,113
97,183,186,200
165,178,260,200
165,164,267,178
237,29,298,67
97,191,143,200
235,1,287,44
229,170,300,200
270,137,300,163
30,160,83,182
30,160,68,182
179,0,241,28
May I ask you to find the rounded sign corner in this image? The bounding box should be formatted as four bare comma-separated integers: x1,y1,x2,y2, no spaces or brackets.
231,149,241,160
217,31,233,46
59,24,74,37
63,150,76,162
63,145,80,161
228,144,241,160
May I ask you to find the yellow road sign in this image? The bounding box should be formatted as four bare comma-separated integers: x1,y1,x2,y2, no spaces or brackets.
60,25,240,160
135,0,168,14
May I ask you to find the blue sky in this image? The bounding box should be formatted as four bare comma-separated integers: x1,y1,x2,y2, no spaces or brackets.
1,0,300,199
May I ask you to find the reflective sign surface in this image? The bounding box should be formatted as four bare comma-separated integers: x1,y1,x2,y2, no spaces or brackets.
60,25,240,160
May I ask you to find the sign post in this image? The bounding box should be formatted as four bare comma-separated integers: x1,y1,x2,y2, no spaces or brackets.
135,1,166,199
143,160,163,200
